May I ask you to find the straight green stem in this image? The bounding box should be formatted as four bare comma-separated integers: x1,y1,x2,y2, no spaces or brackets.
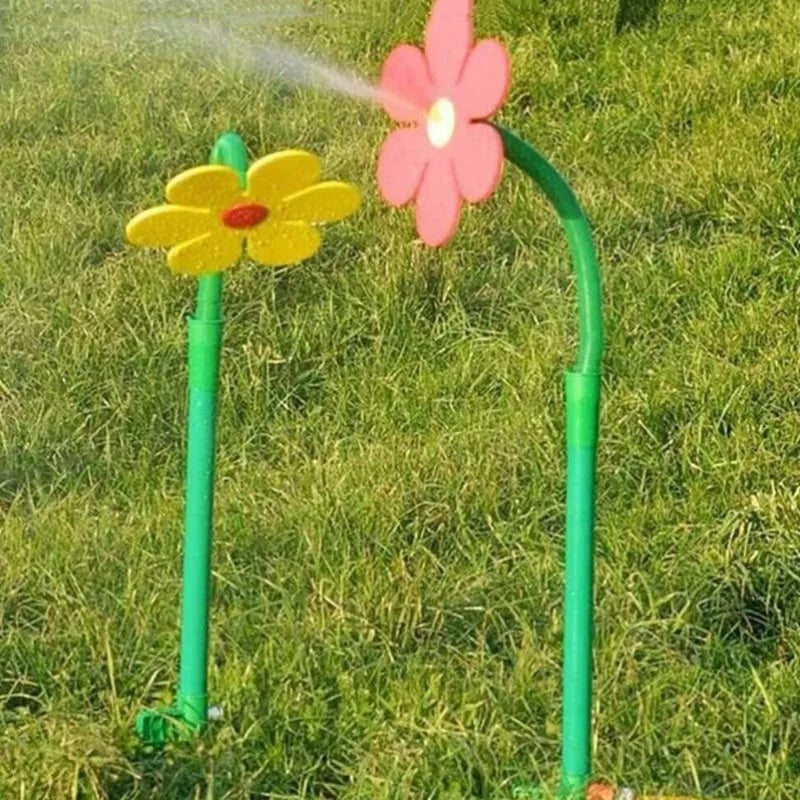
496,125,603,797
176,132,248,730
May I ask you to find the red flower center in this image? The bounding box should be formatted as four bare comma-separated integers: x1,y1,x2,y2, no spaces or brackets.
220,202,269,229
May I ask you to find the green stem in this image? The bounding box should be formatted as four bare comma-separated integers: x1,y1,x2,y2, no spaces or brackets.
175,132,248,730
496,125,603,798
496,126,602,374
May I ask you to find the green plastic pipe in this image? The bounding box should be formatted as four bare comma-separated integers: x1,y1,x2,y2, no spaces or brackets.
175,132,249,730
496,125,603,798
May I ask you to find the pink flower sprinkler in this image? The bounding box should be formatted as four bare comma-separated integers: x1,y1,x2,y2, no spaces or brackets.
375,7,610,796
376,0,511,246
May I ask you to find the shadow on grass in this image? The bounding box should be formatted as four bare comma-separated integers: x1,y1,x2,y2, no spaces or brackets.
103,750,208,800
615,0,661,33
0,4,9,59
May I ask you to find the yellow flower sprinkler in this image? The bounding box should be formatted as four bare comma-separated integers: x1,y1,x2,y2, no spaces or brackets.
126,132,360,746
127,147,359,273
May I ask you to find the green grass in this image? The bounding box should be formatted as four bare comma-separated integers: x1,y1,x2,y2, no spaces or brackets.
1,0,800,797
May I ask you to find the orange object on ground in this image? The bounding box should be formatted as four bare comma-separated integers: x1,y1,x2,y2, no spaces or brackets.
586,783,702,800
586,783,615,800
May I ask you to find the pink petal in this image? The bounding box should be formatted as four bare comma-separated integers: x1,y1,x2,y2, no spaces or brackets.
377,127,431,206
425,0,473,91
379,44,433,123
454,39,511,120
451,122,504,203
415,155,462,246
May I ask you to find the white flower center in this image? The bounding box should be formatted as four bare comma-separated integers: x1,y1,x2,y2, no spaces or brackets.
426,97,456,149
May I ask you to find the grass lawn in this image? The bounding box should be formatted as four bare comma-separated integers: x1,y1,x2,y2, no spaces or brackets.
1,0,799,797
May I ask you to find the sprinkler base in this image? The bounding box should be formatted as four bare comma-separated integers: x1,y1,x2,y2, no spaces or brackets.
512,781,664,800
135,705,206,747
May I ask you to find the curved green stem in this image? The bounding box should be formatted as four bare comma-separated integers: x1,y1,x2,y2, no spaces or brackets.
496,125,603,374
496,125,603,799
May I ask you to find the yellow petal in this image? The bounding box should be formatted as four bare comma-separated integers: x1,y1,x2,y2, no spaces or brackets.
246,150,321,207
167,230,243,275
126,205,213,248
165,165,243,209
246,221,321,267
276,181,361,224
